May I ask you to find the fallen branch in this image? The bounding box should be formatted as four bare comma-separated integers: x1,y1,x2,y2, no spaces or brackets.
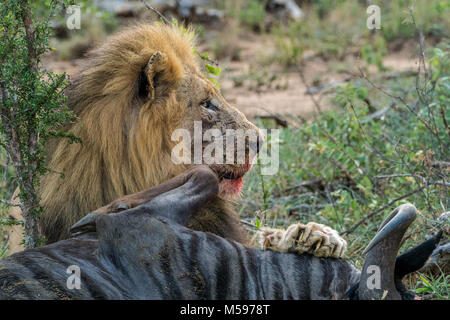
141,0,171,24
376,174,450,188
240,219,259,230
283,178,325,193
361,102,395,123
256,114,288,127
305,70,417,95
431,161,450,169
305,79,351,95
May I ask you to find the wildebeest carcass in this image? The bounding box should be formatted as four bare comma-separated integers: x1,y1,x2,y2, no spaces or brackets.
0,167,441,300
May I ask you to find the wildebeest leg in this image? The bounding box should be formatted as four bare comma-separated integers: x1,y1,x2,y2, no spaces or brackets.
71,166,219,233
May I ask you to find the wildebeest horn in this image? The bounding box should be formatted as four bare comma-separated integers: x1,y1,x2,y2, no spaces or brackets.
362,203,417,255
358,203,417,300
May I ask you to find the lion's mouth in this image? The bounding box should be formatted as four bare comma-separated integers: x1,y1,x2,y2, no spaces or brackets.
218,171,246,180
214,161,252,197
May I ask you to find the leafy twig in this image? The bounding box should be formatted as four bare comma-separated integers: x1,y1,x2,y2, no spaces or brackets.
340,185,427,236
376,174,450,188
297,65,322,113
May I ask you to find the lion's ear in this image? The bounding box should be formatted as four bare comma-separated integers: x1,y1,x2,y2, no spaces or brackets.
138,51,182,100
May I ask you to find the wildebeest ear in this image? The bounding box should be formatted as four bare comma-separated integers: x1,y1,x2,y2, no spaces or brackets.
138,51,182,100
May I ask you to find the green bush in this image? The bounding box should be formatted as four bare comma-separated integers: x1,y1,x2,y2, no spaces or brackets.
381,0,450,41
0,0,79,248
239,0,267,30
361,36,388,71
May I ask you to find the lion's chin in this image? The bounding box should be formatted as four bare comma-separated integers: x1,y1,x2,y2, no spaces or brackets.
219,177,244,199
212,161,252,199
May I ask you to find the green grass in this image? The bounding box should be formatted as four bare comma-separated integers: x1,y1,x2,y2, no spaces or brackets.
237,0,267,31
240,41,449,298
266,0,449,67
414,271,450,299
380,0,450,42
52,2,119,60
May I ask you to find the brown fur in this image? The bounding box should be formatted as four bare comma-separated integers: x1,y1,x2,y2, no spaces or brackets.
8,23,259,250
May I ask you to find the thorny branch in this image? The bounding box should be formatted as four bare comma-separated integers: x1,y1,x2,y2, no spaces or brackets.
141,0,171,24
340,185,427,236
376,174,450,188
141,0,219,67
0,199,24,210
341,173,448,236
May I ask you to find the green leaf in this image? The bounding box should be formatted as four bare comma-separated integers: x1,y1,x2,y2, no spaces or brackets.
205,64,222,76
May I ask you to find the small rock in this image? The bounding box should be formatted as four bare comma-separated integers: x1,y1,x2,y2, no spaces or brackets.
268,0,304,21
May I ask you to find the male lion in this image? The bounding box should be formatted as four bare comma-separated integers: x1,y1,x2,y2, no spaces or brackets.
7,24,345,257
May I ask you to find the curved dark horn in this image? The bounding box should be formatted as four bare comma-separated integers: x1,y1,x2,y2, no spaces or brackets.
358,203,417,300
362,204,417,254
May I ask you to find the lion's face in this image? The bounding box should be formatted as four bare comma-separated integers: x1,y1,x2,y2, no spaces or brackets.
169,65,264,197
116,26,266,198
119,26,263,198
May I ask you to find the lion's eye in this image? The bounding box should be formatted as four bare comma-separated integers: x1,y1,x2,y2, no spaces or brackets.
201,100,219,111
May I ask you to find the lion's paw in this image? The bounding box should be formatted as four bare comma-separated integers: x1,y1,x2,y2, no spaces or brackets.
297,222,347,258
260,222,347,258
260,227,287,251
